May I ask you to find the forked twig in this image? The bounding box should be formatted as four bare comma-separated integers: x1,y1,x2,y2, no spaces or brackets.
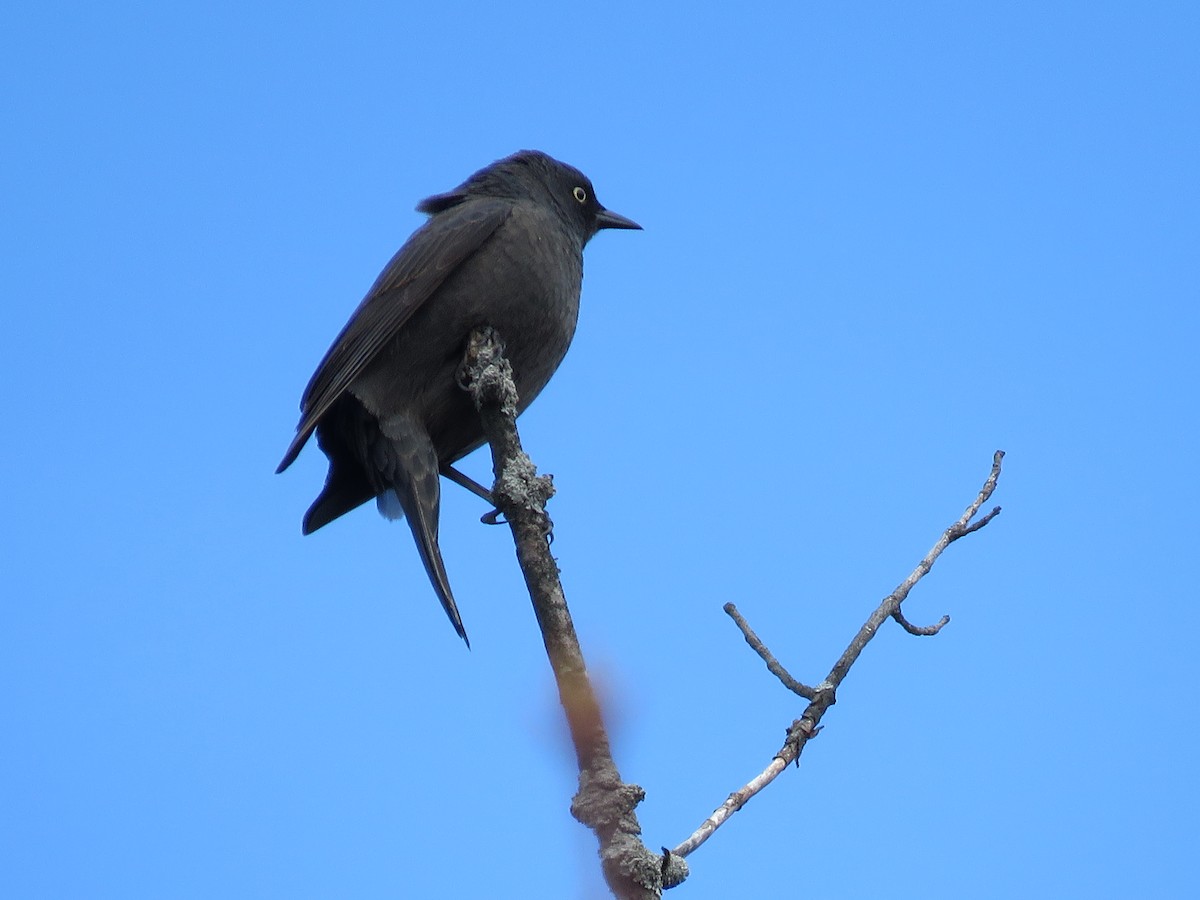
672,451,1005,859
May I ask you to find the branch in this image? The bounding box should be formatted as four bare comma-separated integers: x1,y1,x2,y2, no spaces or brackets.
723,602,815,699
891,608,949,636
673,451,1005,859
458,328,683,897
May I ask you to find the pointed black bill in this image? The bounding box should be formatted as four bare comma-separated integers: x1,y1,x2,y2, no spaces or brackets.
595,207,642,231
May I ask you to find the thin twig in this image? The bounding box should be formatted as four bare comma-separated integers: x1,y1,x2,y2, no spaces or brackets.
891,608,950,636
671,752,794,858
724,602,816,699
825,450,1004,689
957,506,1001,537
673,450,1005,859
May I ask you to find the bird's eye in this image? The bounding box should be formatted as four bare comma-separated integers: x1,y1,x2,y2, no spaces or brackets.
572,186,587,203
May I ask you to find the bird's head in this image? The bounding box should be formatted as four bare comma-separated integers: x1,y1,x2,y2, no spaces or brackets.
417,150,641,242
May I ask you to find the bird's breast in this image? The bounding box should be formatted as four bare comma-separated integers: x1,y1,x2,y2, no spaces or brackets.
451,207,584,402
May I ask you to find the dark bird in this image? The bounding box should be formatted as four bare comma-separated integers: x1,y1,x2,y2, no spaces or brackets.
277,150,640,644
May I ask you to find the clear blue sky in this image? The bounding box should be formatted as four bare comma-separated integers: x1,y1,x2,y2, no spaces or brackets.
3,3,1197,897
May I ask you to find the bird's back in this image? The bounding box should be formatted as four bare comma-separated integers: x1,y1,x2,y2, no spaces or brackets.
348,197,585,464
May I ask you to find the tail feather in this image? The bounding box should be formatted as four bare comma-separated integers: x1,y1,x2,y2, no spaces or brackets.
397,482,468,646
291,396,469,644
303,475,375,534
379,414,469,645
299,394,377,534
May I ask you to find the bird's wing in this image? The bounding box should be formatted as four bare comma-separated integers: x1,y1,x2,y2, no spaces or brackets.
276,199,512,473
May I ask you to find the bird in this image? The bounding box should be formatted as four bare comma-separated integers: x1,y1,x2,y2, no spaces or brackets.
276,150,640,645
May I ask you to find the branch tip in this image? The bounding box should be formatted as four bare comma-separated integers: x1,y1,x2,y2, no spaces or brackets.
892,608,951,636
958,505,1001,538
724,603,816,700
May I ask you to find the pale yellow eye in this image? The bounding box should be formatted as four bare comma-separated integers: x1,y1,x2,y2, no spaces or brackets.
573,186,587,203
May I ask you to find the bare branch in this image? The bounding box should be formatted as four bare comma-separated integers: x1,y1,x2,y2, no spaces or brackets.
892,608,950,635
724,602,816,699
672,687,833,858
827,450,1004,687
672,755,791,858
456,342,1003,892
458,328,674,898
956,505,1001,538
675,451,1005,859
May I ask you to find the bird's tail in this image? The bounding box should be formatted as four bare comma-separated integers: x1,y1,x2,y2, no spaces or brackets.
378,416,469,646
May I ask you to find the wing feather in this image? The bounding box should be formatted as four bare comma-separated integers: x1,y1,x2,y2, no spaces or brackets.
276,199,511,472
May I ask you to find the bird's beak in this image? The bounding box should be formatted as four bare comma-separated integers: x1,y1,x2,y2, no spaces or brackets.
595,207,642,231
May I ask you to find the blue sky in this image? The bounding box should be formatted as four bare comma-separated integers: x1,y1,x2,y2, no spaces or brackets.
3,2,1197,897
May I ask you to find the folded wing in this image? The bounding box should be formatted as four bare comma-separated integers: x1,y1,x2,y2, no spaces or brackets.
277,199,512,473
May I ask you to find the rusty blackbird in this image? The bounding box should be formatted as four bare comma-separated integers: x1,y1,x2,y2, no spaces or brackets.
277,150,640,644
